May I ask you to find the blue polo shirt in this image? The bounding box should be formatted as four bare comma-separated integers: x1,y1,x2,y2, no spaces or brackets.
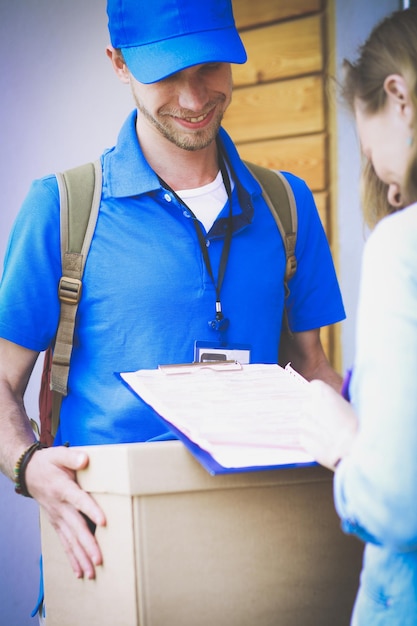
0,111,345,445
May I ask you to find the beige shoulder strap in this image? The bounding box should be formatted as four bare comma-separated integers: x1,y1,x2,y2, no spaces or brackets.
244,161,297,287
50,160,102,435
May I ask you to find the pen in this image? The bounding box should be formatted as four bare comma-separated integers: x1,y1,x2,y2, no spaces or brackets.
341,368,352,402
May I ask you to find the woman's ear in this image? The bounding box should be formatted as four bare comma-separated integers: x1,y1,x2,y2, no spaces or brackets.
384,74,412,120
106,46,130,84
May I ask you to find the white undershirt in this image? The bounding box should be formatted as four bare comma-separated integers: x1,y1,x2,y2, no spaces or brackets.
176,170,228,232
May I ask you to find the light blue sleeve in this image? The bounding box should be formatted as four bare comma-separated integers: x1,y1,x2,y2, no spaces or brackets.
334,205,417,551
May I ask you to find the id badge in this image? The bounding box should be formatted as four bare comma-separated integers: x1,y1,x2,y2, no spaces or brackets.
194,340,251,364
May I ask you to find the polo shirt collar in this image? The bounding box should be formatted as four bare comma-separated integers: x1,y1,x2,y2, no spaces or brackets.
104,111,263,228
104,110,160,198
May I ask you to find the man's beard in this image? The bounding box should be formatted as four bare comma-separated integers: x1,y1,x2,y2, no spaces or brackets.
133,96,225,151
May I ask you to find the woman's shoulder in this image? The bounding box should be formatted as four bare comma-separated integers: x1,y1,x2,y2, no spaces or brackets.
359,204,417,286
368,203,417,258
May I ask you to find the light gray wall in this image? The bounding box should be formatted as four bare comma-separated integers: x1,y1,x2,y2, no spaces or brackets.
0,2,131,624
0,1,400,623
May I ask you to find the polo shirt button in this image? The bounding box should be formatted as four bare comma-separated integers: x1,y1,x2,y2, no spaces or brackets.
206,240,210,247
164,193,171,202
183,210,191,218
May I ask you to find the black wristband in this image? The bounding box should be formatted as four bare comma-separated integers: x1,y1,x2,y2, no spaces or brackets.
14,441,47,498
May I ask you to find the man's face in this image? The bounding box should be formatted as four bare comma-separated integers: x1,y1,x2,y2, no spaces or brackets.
129,62,233,151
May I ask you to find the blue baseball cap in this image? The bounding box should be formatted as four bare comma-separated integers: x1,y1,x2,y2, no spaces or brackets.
107,0,247,84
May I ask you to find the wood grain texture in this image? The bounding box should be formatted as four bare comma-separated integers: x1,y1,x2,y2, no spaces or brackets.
228,0,338,368
224,76,324,142
236,134,326,192
313,190,328,232
233,15,323,86
233,0,323,29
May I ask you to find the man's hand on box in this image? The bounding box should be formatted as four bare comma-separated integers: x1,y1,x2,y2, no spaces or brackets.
26,446,106,579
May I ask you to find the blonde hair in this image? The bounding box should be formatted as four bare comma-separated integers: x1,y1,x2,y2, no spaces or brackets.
342,8,417,228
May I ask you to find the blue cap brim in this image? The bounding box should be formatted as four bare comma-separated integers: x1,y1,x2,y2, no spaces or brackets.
121,26,247,84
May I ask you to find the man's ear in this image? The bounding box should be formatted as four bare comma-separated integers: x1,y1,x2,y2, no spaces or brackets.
384,74,412,120
106,45,130,84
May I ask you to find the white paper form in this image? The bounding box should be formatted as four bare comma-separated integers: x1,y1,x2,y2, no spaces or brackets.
120,363,315,469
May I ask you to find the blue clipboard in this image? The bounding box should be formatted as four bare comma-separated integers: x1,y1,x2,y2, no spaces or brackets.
152,413,316,475
119,372,317,476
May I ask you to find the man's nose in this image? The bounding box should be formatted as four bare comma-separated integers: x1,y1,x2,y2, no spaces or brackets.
177,75,210,111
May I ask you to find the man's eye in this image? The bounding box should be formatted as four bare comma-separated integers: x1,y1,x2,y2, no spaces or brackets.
203,63,221,71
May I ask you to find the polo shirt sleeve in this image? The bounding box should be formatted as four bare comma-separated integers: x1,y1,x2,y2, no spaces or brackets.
282,172,345,332
0,175,61,351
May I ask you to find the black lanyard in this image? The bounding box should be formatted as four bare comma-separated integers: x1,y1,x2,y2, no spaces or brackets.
157,154,233,335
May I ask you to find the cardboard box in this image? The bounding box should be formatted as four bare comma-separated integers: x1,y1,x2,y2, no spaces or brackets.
41,441,363,626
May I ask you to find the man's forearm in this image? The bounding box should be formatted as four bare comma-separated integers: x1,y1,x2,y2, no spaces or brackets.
0,384,36,481
283,328,343,393
307,359,343,393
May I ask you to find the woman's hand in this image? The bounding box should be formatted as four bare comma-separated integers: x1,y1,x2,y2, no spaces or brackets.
300,379,358,471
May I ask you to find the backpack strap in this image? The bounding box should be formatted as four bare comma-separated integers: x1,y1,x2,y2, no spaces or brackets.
243,161,297,295
50,160,102,436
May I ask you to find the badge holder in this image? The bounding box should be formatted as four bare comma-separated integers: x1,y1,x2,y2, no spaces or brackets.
194,340,251,365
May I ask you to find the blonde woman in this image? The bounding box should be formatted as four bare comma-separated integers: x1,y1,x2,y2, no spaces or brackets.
301,8,417,625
